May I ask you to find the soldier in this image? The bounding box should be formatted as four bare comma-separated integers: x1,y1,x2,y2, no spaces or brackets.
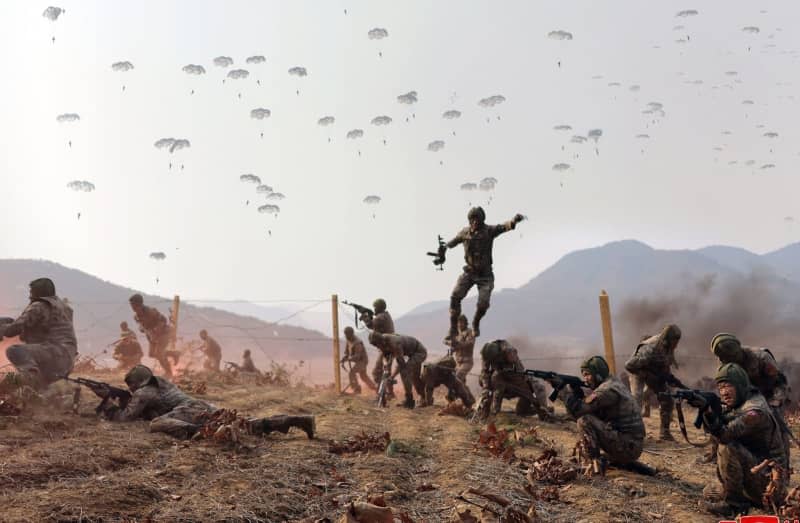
368,332,427,409
624,324,684,441
362,298,396,397
0,278,77,389
565,356,645,473
420,355,475,408
701,363,788,518
478,340,549,418
449,314,475,385
340,326,376,394
199,329,222,372
102,365,315,440
241,349,257,373
437,207,525,341
708,333,792,463
129,294,175,377
111,321,143,371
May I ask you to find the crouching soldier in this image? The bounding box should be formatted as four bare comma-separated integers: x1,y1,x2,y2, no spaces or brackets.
368,332,427,409
420,355,475,408
478,340,549,419
701,363,788,518
102,365,315,440
565,356,645,474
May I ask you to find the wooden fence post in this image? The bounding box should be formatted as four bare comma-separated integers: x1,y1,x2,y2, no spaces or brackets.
332,294,341,393
598,290,617,375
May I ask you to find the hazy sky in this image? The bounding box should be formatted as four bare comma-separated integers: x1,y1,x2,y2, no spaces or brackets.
1,1,798,315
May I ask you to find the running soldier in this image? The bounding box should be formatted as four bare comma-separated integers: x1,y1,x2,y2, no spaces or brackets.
362,298,396,397
340,326,377,394
199,329,222,372
449,314,476,384
624,324,684,441
129,294,176,377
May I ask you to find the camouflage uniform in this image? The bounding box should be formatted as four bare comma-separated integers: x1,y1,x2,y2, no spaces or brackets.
108,365,315,440
703,363,788,516
113,325,143,370
2,292,77,388
371,333,427,404
343,334,376,393
566,356,644,468
132,303,174,376
451,327,476,384
420,355,475,407
480,340,548,417
445,211,521,337
365,309,395,390
201,333,222,372
623,324,682,440
711,334,792,462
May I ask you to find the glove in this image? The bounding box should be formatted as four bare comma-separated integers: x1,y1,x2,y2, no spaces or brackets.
565,393,583,415
513,213,525,224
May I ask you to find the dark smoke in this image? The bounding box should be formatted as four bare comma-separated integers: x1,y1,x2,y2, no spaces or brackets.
617,270,800,404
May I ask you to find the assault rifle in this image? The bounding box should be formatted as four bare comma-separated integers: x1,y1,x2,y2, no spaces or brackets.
63,376,132,414
426,235,446,270
659,388,723,439
522,370,586,402
342,300,373,328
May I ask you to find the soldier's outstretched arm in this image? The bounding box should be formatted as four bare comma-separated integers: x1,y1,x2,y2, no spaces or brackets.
445,229,466,249
490,214,525,239
2,302,49,338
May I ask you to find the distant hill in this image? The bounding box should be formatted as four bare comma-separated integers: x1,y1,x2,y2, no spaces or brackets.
397,240,800,375
0,260,331,370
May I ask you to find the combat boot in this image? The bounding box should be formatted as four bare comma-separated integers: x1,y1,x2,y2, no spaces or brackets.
701,498,750,519
288,415,316,439
658,409,675,442
397,397,415,409
252,414,316,439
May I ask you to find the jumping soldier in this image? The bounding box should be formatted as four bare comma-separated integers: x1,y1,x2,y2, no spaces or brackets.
368,332,427,409
701,363,788,518
0,278,77,390
111,321,144,371
101,365,315,440
478,340,549,418
362,298,396,398
420,354,475,408
341,326,377,394
624,324,684,441
199,329,222,372
129,294,176,377
565,356,645,474
438,207,525,342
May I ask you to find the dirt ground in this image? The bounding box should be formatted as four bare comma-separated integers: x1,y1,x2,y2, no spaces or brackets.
1,371,797,523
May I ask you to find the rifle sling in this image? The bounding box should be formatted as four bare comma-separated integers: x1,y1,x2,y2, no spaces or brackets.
675,401,711,447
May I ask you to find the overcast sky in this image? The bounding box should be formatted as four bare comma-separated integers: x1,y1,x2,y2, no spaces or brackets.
0,0,798,315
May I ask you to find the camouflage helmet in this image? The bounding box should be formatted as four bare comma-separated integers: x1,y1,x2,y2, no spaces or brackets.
660,324,682,349
129,293,144,306
373,298,387,313
199,329,208,338
580,356,610,386
711,333,743,364
120,321,128,330
481,340,504,362
29,278,56,299
124,364,155,391
458,314,468,326
244,349,251,357
343,326,354,336
715,362,751,408
468,206,486,224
